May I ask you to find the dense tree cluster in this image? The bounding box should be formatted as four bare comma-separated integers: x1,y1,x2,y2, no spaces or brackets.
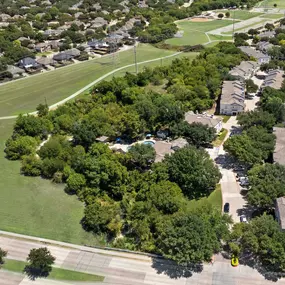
5,44,242,263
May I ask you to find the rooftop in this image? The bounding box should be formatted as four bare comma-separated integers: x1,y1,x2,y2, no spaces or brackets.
273,127,285,166
276,197,285,230
185,111,221,128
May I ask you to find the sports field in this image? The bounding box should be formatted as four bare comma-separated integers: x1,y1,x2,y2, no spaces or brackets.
256,0,285,8
0,44,195,117
165,19,232,46
215,10,263,20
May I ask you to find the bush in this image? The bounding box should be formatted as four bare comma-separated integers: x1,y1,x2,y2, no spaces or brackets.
21,155,42,176
5,136,38,160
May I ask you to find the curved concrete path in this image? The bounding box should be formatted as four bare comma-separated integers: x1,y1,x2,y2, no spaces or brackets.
0,52,182,121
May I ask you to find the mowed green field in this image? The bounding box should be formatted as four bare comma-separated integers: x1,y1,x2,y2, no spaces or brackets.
0,44,180,117
260,13,284,19
215,10,263,20
256,0,285,8
0,119,102,245
165,19,232,46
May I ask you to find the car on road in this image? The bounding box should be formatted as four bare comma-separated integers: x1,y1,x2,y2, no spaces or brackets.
240,180,249,187
224,202,230,213
240,215,248,223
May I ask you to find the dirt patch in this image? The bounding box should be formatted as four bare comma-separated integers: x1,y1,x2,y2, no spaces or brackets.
190,17,211,22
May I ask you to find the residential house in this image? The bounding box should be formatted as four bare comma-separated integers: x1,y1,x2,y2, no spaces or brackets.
18,57,41,70
273,127,285,166
262,69,284,89
0,14,11,22
36,56,55,67
238,46,270,64
229,61,259,81
259,30,276,39
35,42,51,53
154,138,188,162
90,17,108,28
256,41,273,53
43,29,62,38
6,65,24,78
275,197,285,230
219,81,245,116
53,48,80,62
184,111,223,133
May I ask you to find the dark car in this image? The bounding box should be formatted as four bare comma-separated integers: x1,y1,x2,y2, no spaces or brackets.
224,202,230,213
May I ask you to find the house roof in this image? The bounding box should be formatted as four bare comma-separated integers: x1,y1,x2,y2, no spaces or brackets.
7,65,24,75
256,41,273,52
276,197,285,229
238,46,270,61
36,57,54,66
18,57,37,67
273,127,285,166
153,141,174,162
185,111,222,128
263,69,284,89
220,80,245,107
229,61,259,79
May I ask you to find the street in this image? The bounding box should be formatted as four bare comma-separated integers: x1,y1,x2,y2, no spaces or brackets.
1,233,285,285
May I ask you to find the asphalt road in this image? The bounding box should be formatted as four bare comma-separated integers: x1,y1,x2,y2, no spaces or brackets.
2,234,285,285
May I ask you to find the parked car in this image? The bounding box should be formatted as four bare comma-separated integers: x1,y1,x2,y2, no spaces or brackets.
240,215,248,223
224,202,230,213
240,180,249,187
238,176,248,182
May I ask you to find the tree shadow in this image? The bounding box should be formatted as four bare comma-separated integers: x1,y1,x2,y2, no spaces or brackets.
151,257,203,279
215,153,236,170
24,265,49,281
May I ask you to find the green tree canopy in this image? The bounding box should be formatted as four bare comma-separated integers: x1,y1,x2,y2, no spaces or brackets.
128,143,156,169
165,146,221,199
0,248,7,264
247,163,285,209
24,248,55,279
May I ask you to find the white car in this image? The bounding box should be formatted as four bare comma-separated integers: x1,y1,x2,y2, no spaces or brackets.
240,215,248,223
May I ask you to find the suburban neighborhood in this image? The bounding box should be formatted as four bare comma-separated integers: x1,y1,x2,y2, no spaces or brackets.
2,0,285,284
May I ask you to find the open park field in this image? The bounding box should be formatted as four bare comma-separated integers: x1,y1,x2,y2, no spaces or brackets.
165,19,233,46
0,44,197,117
256,0,285,9
216,10,263,20
0,119,102,245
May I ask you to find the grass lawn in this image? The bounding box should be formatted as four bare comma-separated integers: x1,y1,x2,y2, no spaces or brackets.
2,259,104,282
0,119,103,245
187,184,222,211
165,19,232,46
260,13,284,19
215,10,263,20
213,128,228,147
256,0,285,8
0,44,181,117
222,19,269,34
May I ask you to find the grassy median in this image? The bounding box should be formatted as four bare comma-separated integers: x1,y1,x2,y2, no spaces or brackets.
2,259,104,282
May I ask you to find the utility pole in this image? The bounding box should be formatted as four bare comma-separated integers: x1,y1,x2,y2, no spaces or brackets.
232,9,235,37
134,45,138,74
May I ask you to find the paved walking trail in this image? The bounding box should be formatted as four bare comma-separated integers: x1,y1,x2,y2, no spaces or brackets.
0,52,181,121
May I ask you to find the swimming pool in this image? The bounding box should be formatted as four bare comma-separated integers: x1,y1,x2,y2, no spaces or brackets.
143,141,155,146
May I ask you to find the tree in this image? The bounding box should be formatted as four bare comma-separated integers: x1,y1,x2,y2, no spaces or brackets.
24,248,55,279
165,146,221,199
237,110,276,130
21,155,42,176
248,29,259,36
156,213,221,265
36,103,49,117
245,79,258,94
265,23,275,31
83,201,121,235
225,12,230,18
0,248,7,264
229,215,285,272
218,13,224,19
128,143,156,169
66,172,86,194
247,163,285,209
146,181,184,214
170,122,216,147
5,136,38,160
